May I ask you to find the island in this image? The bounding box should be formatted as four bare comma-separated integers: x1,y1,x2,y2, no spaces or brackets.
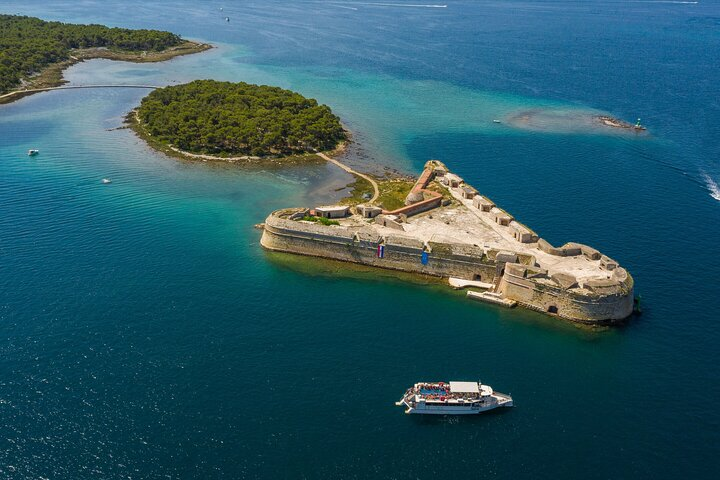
0,14,210,104
260,160,635,325
129,80,347,162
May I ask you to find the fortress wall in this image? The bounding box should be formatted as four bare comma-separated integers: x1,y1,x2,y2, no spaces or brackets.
261,220,496,281
262,214,634,323
497,269,634,323
537,239,582,257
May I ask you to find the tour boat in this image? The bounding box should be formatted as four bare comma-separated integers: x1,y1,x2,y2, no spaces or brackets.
395,381,513,415
102,178,112,184
28,149,39,156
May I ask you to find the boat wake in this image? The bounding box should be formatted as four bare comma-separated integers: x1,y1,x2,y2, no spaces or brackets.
329,2,448,8
702,173,720,201
629,1,698,4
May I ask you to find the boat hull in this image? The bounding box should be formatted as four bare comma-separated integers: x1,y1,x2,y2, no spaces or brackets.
398,394,513,415
405,403,510,415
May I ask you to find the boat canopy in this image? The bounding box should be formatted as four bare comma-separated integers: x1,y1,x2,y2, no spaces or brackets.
449,381,479,394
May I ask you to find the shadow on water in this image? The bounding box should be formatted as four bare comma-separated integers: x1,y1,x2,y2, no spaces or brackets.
263,249,620,339
265,248,466,290
407,406,515,426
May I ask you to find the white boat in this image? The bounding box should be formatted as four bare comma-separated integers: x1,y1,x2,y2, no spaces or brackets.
395,380,513,415
28,149,39,156
492,119,501,124
101,178,112,184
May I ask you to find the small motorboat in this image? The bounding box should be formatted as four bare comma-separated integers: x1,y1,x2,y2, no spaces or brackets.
492,119,501,124
28,149,39,156
102,178,112,184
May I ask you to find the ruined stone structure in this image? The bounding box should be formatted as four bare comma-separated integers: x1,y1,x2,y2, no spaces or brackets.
260,161,634,324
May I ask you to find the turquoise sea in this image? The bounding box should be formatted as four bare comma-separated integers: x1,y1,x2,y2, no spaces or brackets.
1,1,719,478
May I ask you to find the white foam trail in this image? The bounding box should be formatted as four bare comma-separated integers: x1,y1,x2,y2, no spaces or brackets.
629,1,698,4
702,173,720,201
329,2,447,8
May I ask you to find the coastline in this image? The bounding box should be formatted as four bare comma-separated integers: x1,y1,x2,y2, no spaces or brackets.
260,160,635,325
126,108,351,167
0,40,212,105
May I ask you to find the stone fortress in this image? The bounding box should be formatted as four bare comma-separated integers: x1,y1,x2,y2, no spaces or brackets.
260,160,634,324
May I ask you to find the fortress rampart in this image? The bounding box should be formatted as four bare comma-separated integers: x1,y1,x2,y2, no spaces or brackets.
262,214,498,280
260,161,635,324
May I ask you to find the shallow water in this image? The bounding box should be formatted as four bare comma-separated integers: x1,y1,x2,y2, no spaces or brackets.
1,1,719,478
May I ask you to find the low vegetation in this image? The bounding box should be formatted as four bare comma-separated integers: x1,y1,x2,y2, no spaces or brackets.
375,179,416,211
341,177,375,206
136,80,346,157
0,14,185,94
301,215,340,226
342,177,415,211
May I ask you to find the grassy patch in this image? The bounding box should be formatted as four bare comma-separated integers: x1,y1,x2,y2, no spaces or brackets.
340,177,375,206
341,176,415,210
375,179,415,211
301,215,340,226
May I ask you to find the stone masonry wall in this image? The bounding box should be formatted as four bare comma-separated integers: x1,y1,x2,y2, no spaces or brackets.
261,216,496,281
261,213,634,323
496,267,634,323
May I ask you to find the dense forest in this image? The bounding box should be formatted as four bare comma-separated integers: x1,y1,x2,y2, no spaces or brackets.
137,80,347,157
0,14,182,94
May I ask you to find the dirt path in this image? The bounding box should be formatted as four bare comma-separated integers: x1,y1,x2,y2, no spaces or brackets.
316,152,379,204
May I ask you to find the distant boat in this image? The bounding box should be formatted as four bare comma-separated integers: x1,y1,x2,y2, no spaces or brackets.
225,17,230,22
27,149,39,156
493,119,501,124
102,178,112,184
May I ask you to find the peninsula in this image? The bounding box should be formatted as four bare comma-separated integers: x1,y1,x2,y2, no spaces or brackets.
261,160,635,324
130,80,346,162
0,14,210,104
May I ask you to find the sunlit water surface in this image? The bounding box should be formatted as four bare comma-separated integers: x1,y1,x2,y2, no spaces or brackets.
0,1,718,478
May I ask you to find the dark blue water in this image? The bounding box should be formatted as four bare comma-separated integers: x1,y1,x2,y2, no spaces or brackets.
1,1,719,478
